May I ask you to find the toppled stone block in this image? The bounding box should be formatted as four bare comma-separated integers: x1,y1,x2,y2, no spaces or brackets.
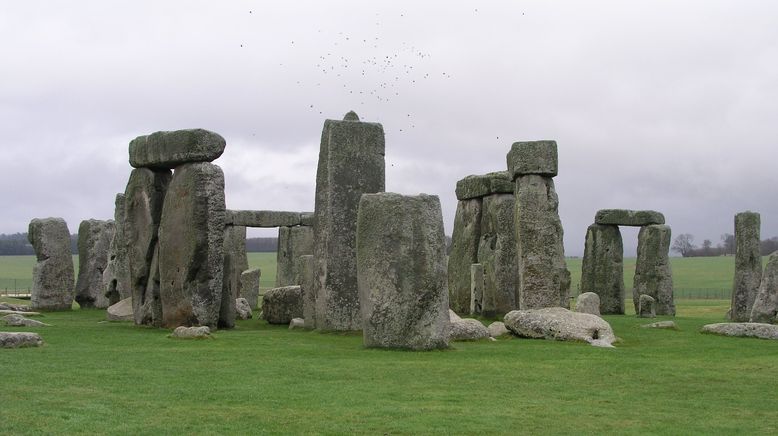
701,322,778,340
106,297,133,321
448,199,482,314
262,286,303,325
276,226,314,286
289,318,305,330
638,294,656,318
75,219,115,309
594,209,665,226
487,321,510,338
235,298,252,320
129,129,225,170
580,224,624,314
0,303,31,312
29,217,75,311
633,225,675,316
751,251,778,323
240,269,261,310
0,332,44,348
170,326,212,339
226,210,304,228
504,307,617,348
449,318,490,341
3,314,51,327
455,171,513,200
641,321,678,329
575,292,601,316
731,211,762,321
507,140,558,179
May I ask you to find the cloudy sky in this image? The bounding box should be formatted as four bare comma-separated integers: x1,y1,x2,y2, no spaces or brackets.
1,1,777,256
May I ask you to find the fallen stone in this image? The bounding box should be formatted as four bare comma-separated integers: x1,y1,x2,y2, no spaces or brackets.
75,219,115,309
129,129,226,170
580,224,624,314
226,210,305,228
701,322,778,340
170,326,212,339
240,269,261,310
487,321,510,338
633,225,675,316
455,171,513,200
296,255,316,329
3,314,51,327
731,211,762,322
594,209,665,226
641,321,678,330
28,217,75,311
638,294,656,318
289,318,305,330
751,251,778,323
448,199,482,314
276,226,314,286
449,318,490,341
575,292,601,316
262,286,303,325
0,310,42,317
478,193,518,316
235,298,253,320
448,309,462,323
503,307,617,347
106,297,133,321
506,140,558,178
0,303,31,312
0,332,44,348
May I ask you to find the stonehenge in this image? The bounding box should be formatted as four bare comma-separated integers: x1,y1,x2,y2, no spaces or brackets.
102,194,131,305
262,286,303,324
28,218,75,311
750,251,778,323
240,269,261,309
276,225,313,287
75,219,115,309
580,224,624,314
633,224,675,316
730,211,762,321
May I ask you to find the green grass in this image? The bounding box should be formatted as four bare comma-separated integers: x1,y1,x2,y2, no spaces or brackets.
1,298,777,434
246,252,278,290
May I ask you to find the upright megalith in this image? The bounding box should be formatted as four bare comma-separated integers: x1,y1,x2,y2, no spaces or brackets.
470,263,484,315
508,140,570,309
75,219,115,309
313,111,385,331
129,129,226,170
296,255,316,329
28,218,75,311
103,194,131,305
159,162,226,328
447,198,482,314
125,168,171,326
477,193,518,316
219,225,247,329
357,193,450,350
276,226,314,286
633,225,675,316
240,268,260,309
730,211,762,322
750,251,778,323
580,224,624,314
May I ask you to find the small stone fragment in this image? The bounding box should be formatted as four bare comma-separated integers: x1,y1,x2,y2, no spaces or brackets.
262,286,303,324
701,322,778,340
0,332,44,348
575,292,601,316
594,209,665,226
507,140,558,178
106,297,133,321
449,318,490,341
129,129,226,170
289,318,305,330
638,294,656,318
170,326,212,339
641,321,678,330
235,298,253,320
487,321,510,338
3,314,51,327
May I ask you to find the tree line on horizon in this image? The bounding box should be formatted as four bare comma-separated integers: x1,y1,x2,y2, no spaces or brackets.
671,233,778,257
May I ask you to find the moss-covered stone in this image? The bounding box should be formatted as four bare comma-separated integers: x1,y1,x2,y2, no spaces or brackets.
454,171,513,200
477,193,518,317
262,286,303,324
730,211,761,321
580,224,624,314
296,255,316,329
594,209,665,226
276,226,314,287
28,217,75,311
507,140,558,179
226,210,305,228
129,129,225,170
750,252,778,323
75,219,115,309
633,225,675,316
447,199,482,314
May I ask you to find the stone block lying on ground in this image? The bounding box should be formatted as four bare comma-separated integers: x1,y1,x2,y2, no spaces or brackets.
0,303,32,312
129,129,226,169
3,314,51,327
0,310,42,317
487,321,510,338
503,307,617,348
594,209,665,226
701,323,778,340
449,318,490,341
262,286,303,324
641,321,678,330
0,332,44,348
235,298,252,320
107,297,133,321
289,318,305,330
575,292,601,316
170,326,212,339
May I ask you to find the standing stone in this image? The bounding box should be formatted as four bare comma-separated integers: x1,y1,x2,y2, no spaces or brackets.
750,251,778,323
235,298,253,320
28,218,74,311
75,219,115,309
159,162,225,328
313,111,385,331
477,193,518,316
730,211,762,322
240,268,261,309
575,292,601,316
580,224,624,314
633,225,675,316
219,225,247,329
448,199,482,314
276,226,314,286
129,129,226,170
125,168,171,326
470,263,484,316
296,255,316,329
103,194,131,305
262,286,303,324
357,193,450,350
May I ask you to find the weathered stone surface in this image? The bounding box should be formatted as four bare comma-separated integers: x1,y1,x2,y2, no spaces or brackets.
289,318,305,330
477,194,518,316
0,332,44,348
594,209,665,226
730,211,762,322
300,212,315,227
580,224,624,314
125,168,171,326
235,298,253,320
103,194,131,305
296,255,316,329
357,193,449,350
448,199,482,314
28,218,74,311
633,225,675,316
314,112,385,331
219,225,247,329
701,322,778,340
0,303,31,312
638,294,656,318
575,292,601,316
0,310,42,317
240,268,260,309
641,321,678,329
262,286,303,324
129,129,225,170
507,140,558,178
514,175,571,309
170,326,212,339
448,309,462,323
226,210,307,228
504,307,617,347
3,314,50,327
487,321,510,338
470,263,484,316
106,297,133,321
750,251,778,323
75,219,115,309
449,318,490,341
159,162,225,329
455,171,513,200
276,226,314,286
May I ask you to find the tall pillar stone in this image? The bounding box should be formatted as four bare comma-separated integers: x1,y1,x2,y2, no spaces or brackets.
633,224,675,316
357,193,449,350
730,211,762,322
470,263,484,315
750,251,778,323
75,219,115,309
28,218,75,311
276,226,314,286
159,162,226,328
478,193,518,316
218,225,246,329
447,199,482,314
103,194,131,305
296,255,316,329
580,224,624,314
313,111,385,331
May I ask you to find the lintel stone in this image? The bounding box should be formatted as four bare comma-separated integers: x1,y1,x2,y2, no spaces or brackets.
226,210,312,228
506,140,558,179
595,209,665,226
455,171,513,200
129,129,226,170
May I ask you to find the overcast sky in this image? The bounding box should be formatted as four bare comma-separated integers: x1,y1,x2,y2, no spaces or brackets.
1,1,777,256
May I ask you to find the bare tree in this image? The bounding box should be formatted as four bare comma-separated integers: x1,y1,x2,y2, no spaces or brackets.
720,233,735,255
671,233,696,257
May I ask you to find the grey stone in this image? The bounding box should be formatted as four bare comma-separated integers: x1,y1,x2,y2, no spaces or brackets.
75,219,115,309
477,194,518,316
106,297,133,321
300,212,315,227
448,309,462,323
503,307,617,347
218,225,247,329
240,269,261,309
0,332,44,348
314,112,385,331
28,218,75,311
701,322,778,340
356,193,449,350
633,225,675,316
750,251,778,323
125,168,171,326
507,140,558,178
289,318,305,330
262,286,303,324
0,310,41,317
641,321,678,329
448,199,482,314
102,194,131,305
235,298,253,320
469,263,484,316
730,211,762,322
3,314,50,327
276,226,314,286
487,321,510,338
594,209,665,226
455,171,513,200
638,294,656,318
580,224,624,314
0,303,31,312
226,210,306,228
159,162,225,329
449,318,490,341
575,292,601,316
129,129,226,170
514,175,571,309
170,326,212,339
296,255,316,329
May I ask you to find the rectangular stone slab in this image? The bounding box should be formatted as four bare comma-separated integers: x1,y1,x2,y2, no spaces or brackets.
75,219,115,309
632,224,675,316
507,140,558,179
477,193,518,316
594,209,665,226
455,171,513,200
129,129,226,170
580,224,624,314
28,217,75,311
731,211,761,321
226,210,309,228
